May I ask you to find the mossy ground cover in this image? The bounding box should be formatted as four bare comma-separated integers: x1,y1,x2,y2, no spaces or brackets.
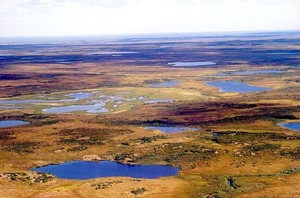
1,34,300,197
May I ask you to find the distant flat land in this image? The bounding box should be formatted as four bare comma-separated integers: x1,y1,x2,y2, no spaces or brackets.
0,32,299,197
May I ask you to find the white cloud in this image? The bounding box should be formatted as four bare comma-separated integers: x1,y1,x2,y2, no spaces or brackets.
0,0,299,37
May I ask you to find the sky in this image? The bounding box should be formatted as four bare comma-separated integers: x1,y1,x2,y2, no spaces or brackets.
0,0,299,37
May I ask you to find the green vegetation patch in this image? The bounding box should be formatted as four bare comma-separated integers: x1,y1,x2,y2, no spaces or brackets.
91,180,123,190
114,153,136,163
5,141,39,153
60,137,105,146
58,127,133,150
59,127,132,141
137,143,217,166
280,147,300,160
242,143,281,152
131,187,147,195
139,135,167,144
212,131,288,144
67,145,88,152
1,172,54,185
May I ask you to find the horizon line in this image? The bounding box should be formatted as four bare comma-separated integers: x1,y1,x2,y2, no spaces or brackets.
1,29,300,39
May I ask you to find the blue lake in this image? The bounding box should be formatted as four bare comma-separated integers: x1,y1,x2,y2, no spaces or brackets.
0,120,30,128
147,80,178,88
278,122,300,131
145,126,198,133
207,81,270,93
218,70,284,76
42,102,108,113
66,92,93,100
32,160,179,180
168,62,216,67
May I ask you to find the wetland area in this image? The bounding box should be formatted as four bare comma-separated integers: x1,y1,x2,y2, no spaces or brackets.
0,31,300,198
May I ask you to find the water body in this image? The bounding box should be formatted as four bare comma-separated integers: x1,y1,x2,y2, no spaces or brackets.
266,52,297,55
168,62,216,67
32,160,179,180
65,92,93,100
144,99,173,104
218,70,284,76
0,106,23,109
147,80,178,88
0,92,93,105
0,120,30,128
145,126,198,133
87,52,138,55
278,122,300,131
42,102,108,114
207,81,270,93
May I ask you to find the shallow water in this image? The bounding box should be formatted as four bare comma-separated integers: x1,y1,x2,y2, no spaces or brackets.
0,91,174,114
32,160,179,180
147,80,178,88
207,81,270,93
0,92,93,105
168,62,216,67
0,120,30,128
0,106,23,109
42,102,108,113
145,126,197,133
278,122,300,131
87,51,138,55
144,99,173,104
66,92,93,100
218,70,283,76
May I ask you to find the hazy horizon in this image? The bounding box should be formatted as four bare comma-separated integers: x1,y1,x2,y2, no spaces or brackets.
1,0,300,37
1,29,300,39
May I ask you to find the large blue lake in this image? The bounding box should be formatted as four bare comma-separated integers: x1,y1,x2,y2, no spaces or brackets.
32,160,179,180
145,126,197,133
0,120,30,128
207,81,270,93
278,122,300,131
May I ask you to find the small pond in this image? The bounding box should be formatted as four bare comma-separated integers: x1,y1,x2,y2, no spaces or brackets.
66,92,93,100
168,62,216,67
42,102,108,114
0,120,30,128
207,81,270,93
32,160,179,180
147,80,178,88
145,126,198,133
278,122,300,131
217,70,284,76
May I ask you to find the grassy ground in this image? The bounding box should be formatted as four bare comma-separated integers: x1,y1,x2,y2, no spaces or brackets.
1,34,300,197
